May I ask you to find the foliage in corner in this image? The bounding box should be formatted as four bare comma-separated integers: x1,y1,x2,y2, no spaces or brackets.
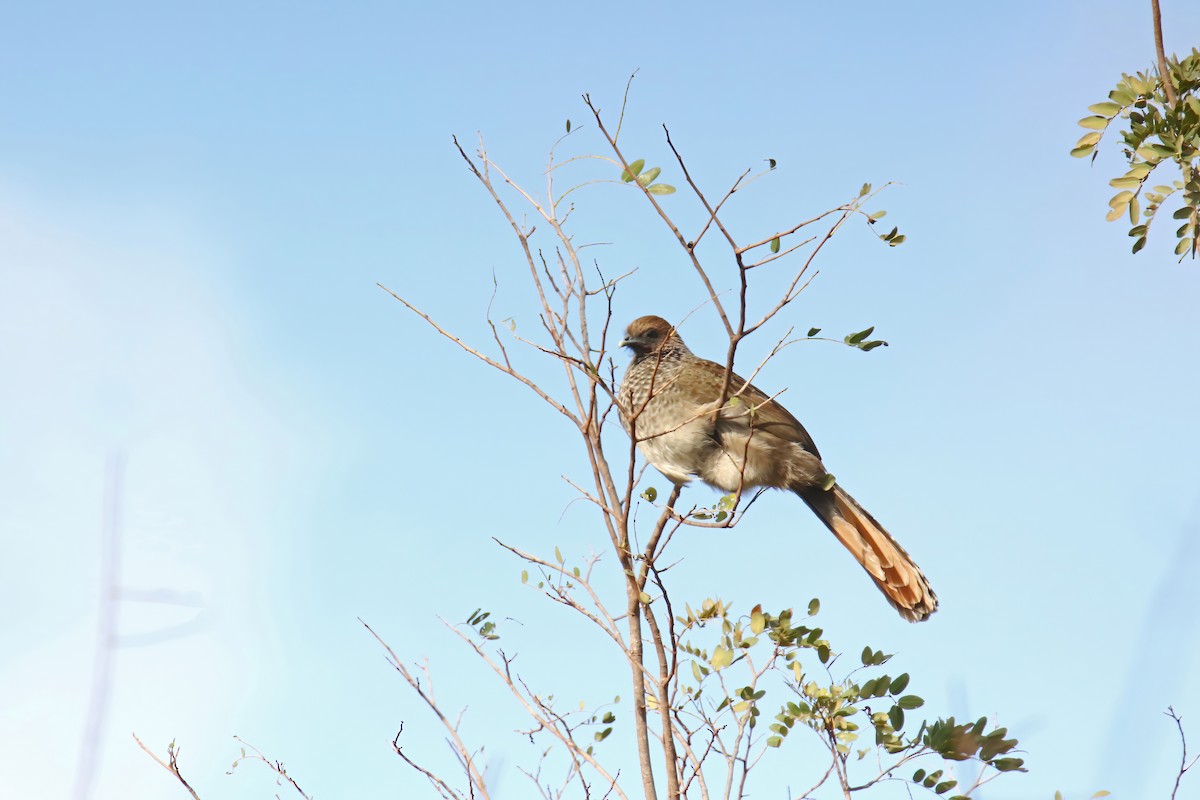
1071,48,1200,258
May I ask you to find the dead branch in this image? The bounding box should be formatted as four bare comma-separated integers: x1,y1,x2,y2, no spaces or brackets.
132,734,202,800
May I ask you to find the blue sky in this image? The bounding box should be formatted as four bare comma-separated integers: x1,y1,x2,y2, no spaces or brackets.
2,1,1199,798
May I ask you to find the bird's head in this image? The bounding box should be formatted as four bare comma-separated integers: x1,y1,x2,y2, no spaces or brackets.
620,315,686,359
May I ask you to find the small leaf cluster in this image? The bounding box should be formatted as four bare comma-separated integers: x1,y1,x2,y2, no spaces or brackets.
619,158,676,195
584,699,620,749
691,492,736,523
531,691,623,756
803,325,889,352
465,608,499,640
1071,49,1200,258
922,715,1023,771
675,598,1024,795
858,183,905,246
518,546,586,591
844,325,889,352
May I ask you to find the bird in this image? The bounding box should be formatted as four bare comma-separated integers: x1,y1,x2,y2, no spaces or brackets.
617,314,938,622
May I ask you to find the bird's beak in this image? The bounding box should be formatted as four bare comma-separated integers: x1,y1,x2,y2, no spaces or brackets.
619,335,638,350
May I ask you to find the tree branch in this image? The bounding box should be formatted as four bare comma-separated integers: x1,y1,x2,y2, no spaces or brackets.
1150,0,1178,106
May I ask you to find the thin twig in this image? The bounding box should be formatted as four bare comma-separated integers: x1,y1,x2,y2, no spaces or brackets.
230,737,312,799
1167,706,1198,800
132,734,202,800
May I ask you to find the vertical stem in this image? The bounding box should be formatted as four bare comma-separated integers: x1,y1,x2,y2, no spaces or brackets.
623,548,659,800
1150,0,1178,106
642,602,681,799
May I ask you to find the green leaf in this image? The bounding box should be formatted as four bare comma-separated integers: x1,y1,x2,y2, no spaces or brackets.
691,661,704,682
1112,85,1136,105
767,158,777,169
1126,162,1153,179
711,646,733,669
897,694,925,709
565,119,571,133
1132,236,1147,254
1077,116,1109,130
594,727,613,741
750,609,766,634
890,673,910,694
888,705,904,730
621,159,645,182
646,183,676,195
859,182,871,197
992,757,1025,772
807,598,820,616
912,769,926,783
847,326,875,344
639,591,651,604
636,166,662,186
807,327,821,337
1109,176,1141,189
861,646,873,666
817,643,830,663
870,210,888,220
767,735,783,747
1175,237,1194,256
1173,206,1194,219
521,570,528,583
1088,101,1122,116
1109,190,1134,208
1129,196,1140,225
820,473,836,491
1070,145,1096,158
1091,792,1112,798
934,781,957,795
770,236,781,254
555,546,563,564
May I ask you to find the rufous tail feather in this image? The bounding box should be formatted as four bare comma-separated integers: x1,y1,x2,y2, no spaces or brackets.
794,484,938,622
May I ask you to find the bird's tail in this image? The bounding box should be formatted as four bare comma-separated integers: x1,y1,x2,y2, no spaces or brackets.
794,484,938,622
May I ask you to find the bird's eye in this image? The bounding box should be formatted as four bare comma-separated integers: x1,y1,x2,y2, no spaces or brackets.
646,330,660,339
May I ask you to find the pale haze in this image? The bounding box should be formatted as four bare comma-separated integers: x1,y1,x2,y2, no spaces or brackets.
2,2,1198,799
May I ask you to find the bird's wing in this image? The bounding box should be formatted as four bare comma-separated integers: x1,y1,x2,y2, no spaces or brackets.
689,357,822,458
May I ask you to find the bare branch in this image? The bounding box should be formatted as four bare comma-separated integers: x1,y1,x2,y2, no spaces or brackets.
132,734,202,800
392,725,467,800
1167,706,1198,800
229,737,312,799
361,620,493,800
377,282,580,426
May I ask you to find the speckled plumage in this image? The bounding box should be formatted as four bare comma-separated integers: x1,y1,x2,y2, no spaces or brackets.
618,315,938,623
